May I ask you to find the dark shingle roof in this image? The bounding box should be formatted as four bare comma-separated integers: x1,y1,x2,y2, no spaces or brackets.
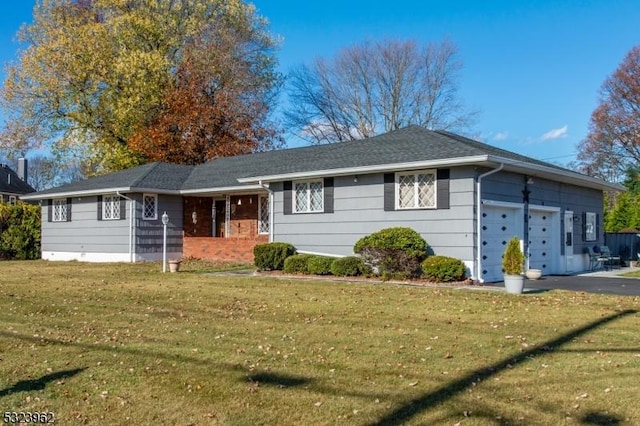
28,162,193,197
0,164,35,194
24,126,613,198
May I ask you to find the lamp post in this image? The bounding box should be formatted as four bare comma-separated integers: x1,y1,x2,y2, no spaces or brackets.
162,211,169,273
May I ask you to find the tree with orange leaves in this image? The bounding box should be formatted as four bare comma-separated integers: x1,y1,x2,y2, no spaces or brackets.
578,46,640,183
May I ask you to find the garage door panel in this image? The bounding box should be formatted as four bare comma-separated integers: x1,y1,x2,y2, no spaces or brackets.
481,204,523,282
528,209,558,275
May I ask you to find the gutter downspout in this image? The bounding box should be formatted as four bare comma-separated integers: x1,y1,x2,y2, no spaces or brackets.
475,164,504,283
258,180,274,243
117,192,135,263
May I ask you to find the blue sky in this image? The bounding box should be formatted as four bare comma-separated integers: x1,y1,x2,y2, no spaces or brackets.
1,1,639,166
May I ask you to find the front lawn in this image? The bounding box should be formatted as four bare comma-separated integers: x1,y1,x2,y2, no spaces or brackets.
1,261,639,425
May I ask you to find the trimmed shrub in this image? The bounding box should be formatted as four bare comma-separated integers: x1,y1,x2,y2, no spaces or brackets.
306,255,334,275
253,242,296,270
283,254,312,274
354,227,428,279
421,256,467,282
0,203,41,260
331,256,370,276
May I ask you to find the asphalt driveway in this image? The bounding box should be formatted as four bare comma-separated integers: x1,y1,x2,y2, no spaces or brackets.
487,270,640,296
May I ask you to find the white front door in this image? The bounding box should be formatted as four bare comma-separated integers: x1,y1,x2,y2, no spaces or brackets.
564,210,574,273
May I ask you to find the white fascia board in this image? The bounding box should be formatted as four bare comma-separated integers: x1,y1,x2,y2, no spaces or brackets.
21,187,183,200
492,156,625,192
21,187,133,200
237,156,491,183
180,184,266,195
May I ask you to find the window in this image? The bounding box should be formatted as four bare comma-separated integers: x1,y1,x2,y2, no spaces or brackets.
103,195,121,220
52,198,67,222
396,170,436,209
142,193,157,220
294,180,323,213
259,195,270,234
584,212,597,242
9,195,17,205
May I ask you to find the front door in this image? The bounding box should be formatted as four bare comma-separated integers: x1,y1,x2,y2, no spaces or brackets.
214,200,226,237
564,210,574,273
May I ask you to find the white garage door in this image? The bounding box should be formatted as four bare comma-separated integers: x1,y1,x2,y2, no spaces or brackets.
481,202,523,282
527,208,560,276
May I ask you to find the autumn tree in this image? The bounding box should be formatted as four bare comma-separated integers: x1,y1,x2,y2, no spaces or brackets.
285,38,477,144
578,46,640,182
1,0,282,175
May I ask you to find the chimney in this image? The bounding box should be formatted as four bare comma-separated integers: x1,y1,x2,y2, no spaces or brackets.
18,157,28,185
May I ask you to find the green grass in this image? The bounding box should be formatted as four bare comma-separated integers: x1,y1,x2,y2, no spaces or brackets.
1,261,639,425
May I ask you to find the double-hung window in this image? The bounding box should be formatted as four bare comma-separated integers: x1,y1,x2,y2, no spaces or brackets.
294,180,323,213
103,195,121,220
142,193,158,220
397,170,436,209
52,198,68,222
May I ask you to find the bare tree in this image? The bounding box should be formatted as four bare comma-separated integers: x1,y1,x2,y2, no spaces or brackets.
285,38,478,144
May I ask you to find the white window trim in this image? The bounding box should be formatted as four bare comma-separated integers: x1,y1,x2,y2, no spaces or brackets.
142,193,158,220
102,195,121,220
293,179,324,213
395,169,437,210
258,194,270,234
9,195,17,205
585,211,597,242
52,198,67,222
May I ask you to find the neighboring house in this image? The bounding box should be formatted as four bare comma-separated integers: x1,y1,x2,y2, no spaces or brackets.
22,126,622,282
1,158,35,204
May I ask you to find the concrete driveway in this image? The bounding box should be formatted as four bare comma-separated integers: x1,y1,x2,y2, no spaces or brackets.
488,267,640,296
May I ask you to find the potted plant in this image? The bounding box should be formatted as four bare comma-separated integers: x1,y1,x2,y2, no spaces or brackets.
168,259,182,273
502,236,525,294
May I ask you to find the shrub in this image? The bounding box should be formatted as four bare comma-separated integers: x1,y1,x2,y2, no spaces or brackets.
253,242,296,270
331,256,370,276
283,254,312,274
421,256,467,282
502,237,524,275
0,203,41,260
306,255,334,275
354,227,428,278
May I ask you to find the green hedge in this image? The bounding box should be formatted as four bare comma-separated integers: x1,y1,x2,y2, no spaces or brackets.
330,256,369,276
283,254,312,274
306,255,334,275
354,227,428,279
253,242,296,270
0,203,41,260
421,255,467,282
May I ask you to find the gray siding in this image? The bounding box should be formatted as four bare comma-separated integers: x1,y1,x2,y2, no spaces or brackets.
272,167,477,262
134,194,183,255
42,195,130,254
41,193,184,258
482,171,604,256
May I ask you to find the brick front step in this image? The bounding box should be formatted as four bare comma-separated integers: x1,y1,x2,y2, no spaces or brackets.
184,236,268,263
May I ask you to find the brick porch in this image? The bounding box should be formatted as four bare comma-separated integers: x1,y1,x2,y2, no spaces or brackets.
183,236,268,263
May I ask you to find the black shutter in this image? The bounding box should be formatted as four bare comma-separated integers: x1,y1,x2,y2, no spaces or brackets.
383,173,395,211
66,198,72,222
283,181,292,215
119,198,126,220
97,195,103,221
436,169,450,209
47,199,52,222
324,177,334,213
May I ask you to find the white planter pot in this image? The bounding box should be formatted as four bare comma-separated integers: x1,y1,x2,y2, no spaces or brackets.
504,274,525,294
168,260,181,273
525,269,542,280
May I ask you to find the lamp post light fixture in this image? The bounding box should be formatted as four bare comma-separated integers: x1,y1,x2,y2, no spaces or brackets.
162,211,169,273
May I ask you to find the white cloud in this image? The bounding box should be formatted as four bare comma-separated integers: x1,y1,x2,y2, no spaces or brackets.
493,131,509,141
541,125,568,141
